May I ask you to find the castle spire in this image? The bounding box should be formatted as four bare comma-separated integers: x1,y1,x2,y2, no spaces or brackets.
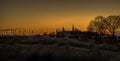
62,26,65,32
72,25,75,31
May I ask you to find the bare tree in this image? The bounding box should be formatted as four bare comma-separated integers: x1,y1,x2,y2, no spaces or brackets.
88,15,120,37
87,16,106,35
104,15,120,37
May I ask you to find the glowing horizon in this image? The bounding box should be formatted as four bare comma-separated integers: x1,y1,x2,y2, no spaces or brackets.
1,0,120,34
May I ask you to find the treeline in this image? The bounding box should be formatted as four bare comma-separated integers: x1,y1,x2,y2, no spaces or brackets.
87,15,120,37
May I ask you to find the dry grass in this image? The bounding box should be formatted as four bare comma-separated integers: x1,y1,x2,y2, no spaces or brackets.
0,36,120,61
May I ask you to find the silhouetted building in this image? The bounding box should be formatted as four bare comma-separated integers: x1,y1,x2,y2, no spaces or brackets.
56,26,98,39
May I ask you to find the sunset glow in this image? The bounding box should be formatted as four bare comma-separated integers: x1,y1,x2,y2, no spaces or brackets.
1,0,120,35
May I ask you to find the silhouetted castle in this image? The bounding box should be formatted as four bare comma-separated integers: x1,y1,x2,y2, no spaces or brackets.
56,26,98,39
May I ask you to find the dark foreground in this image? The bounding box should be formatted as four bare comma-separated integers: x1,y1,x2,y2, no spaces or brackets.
0,36,120,61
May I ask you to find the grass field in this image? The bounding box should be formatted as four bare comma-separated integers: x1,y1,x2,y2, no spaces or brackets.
0,36,120,61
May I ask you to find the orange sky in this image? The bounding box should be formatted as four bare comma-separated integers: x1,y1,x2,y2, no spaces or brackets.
1,0,120,34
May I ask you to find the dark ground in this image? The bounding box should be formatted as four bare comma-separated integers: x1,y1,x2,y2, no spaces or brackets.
0,36,120,61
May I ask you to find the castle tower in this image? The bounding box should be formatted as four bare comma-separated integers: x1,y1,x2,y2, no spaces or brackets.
62,26,65,32
72,25,75,31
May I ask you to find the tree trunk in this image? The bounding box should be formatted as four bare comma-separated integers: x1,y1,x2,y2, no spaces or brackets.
112,29,116,40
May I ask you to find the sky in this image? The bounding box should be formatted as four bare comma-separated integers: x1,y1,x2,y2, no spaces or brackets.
0,0,120,34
